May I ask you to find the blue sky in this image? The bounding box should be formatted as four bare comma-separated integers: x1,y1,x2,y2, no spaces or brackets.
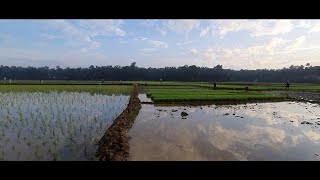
0,19,320,70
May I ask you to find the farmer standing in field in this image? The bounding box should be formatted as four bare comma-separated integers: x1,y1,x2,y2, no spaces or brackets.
285,81,290,90
213,81,217,89
245,85,249,91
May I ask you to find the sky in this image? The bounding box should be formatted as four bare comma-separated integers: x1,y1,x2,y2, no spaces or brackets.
0,19,320,70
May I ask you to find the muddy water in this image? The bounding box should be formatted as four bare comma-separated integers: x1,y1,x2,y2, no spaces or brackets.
262,91,320,103
128,102,320,161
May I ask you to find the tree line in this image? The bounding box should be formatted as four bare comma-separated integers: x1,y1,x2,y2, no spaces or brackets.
0,62,319,83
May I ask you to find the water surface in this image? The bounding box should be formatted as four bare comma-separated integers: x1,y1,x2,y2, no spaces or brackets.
129,102,320,160
0,92,130,160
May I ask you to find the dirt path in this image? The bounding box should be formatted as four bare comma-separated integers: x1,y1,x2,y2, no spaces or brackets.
95,84,141,161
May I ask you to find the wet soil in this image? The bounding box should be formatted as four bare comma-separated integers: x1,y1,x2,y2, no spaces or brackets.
95,84,141,161
262,91,320,104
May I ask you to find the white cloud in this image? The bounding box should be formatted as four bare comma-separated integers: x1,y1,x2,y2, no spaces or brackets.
309,24,320,32
139,39,168,55
148,40,168,48
190,48,199,56
294,20,320,32
45,20,125,52
200,27,210,37
78,19,126,37
218,37,289,59
3,19,320,69
233,38,320,69
265,37,290,54
164,20,200,33
214,20,294,37
47,20,99,50
297,20,313,29
158,28,167,36
284,36,306,52
204,48,215,60
303,130,320,142
189,47,216,66
253,20,293,37
186,36,320,69
141,20,168,36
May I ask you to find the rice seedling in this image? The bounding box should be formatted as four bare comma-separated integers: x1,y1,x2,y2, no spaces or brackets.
0,151,4,161
34,144,41,160
52,152,58,161
27,141,32,146
0,85,131,160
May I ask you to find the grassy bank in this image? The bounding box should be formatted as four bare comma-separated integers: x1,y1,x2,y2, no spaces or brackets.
0,85,133,95
147,88,286,103
96,84,141,161
195,83,320,92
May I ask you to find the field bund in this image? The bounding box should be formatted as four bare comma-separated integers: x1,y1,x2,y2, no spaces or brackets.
95,84,141,161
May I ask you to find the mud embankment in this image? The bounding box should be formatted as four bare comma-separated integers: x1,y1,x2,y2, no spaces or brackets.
95,84,141,161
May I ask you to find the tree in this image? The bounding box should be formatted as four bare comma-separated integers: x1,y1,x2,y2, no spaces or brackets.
289,65,294,69
0,63,319,83
214,65,223,70
130,62,136,68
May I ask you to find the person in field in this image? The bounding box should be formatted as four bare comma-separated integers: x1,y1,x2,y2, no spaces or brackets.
213,81,217,89
285,81,290,90
245,85,249,91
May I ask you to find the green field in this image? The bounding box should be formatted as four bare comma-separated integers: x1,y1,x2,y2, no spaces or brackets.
146,88,286,103
0,85,133,95
3,80,319,92
1,80,193,86
146,85,199,89
195,83,320,92
0,81,318,103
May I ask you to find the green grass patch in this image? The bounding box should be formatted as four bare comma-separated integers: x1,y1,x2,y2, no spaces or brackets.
4,80,319,92
195,83,320,92
147,88,286,103
147,86,200,89
0,85,133,95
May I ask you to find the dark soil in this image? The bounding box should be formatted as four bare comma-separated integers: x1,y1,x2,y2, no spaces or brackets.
181,112,188,116
262,91,320,104
301,121,313,125
95,84,141,161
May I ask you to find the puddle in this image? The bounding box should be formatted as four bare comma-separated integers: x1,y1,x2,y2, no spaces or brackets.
138,94,153,103
262,91,320,103
128,101,320,161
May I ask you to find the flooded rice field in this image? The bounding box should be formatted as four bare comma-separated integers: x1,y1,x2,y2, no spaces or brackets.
0,92,129,160
262,91,320,103
129,97,320,160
